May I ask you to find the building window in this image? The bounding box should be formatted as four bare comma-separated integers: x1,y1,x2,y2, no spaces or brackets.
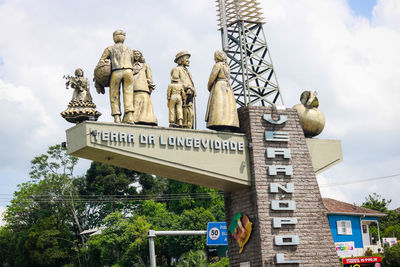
337,220,352,235
362,224,367,233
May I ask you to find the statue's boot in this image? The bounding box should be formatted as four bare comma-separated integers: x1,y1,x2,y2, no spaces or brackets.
123,112,135,124
113,115,121,123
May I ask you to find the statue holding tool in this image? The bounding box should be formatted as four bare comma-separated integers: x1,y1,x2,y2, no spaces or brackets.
170,51,196,129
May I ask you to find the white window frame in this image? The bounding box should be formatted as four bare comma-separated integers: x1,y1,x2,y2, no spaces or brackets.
337,220,352,235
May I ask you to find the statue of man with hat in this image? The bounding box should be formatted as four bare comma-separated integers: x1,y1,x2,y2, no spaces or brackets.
97,30,135,124
170,51,196,129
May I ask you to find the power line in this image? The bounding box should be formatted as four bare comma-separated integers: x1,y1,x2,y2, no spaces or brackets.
318,173,400,188
0,192,225,204
0,192,223,197
1,173,398,203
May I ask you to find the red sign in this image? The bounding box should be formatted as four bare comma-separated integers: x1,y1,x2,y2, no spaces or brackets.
343,257,382,264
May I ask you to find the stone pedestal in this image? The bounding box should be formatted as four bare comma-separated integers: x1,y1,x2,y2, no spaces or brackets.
225,106,340,266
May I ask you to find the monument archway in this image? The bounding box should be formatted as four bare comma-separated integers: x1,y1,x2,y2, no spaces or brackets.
66,106,342,266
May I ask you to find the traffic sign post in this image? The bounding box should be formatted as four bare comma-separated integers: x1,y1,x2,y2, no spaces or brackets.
207,222,228,246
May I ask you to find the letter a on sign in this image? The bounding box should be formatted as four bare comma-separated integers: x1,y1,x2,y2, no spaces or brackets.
266,148,291,159
268,165,293,176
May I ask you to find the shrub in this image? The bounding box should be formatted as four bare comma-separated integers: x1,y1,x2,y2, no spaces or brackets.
176,250,207,267
209,257,230,267
364,247,373,256
383,245,400,267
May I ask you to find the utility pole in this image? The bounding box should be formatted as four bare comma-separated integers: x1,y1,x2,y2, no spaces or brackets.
148,230,207,267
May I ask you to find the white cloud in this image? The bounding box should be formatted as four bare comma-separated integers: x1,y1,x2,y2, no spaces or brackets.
265,0,400,208
373,0,400,29
0,79,57,162
263,0,400,137
317,174,350,203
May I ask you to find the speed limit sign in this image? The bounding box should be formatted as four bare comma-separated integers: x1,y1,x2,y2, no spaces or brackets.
207,222,228,245
209,227,221,240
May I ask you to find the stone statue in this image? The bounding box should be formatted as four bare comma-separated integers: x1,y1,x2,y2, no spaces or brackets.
61,68,101,123
293,91,325,137
167,75,186,127
170,51,196,129
205,51,239,132
131,50,157,125
95,30,134,124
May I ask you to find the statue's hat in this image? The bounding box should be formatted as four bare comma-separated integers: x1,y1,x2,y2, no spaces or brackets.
174,51,191,63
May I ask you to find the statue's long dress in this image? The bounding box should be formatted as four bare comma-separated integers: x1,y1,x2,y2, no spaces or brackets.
61,77,101,123
132,63,158,125
205,62,239,130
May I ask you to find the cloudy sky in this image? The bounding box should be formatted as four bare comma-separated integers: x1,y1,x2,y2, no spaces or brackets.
0,0,399,221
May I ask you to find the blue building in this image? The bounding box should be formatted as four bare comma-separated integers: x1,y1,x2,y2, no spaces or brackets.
323,198,386,257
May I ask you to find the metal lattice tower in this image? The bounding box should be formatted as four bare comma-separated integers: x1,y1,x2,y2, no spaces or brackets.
216,0,284,107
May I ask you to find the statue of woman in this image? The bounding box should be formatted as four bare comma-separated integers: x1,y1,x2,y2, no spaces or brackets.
205,50,239,131
61,68,101,123
132,50,158,125
66,68,92,102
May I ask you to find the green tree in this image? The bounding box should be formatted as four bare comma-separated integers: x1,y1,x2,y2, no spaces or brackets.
362,193,391,213
2,147,228,266
0,226,17,266
0,145,83,266
166,180,225,221
25,215,70,266
138,200,178,266
361,193,400,238
84,212,150,267
138,173,168,196
168,207,216,259
85,162,138,197
82,162,140,227
384,225,400,240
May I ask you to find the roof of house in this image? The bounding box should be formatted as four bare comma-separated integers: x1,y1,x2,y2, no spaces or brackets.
322,198,386,217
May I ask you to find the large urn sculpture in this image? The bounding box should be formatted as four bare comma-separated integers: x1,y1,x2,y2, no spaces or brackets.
293,91,325,138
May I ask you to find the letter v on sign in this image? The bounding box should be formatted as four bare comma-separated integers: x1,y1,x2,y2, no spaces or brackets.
263,114,288,125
